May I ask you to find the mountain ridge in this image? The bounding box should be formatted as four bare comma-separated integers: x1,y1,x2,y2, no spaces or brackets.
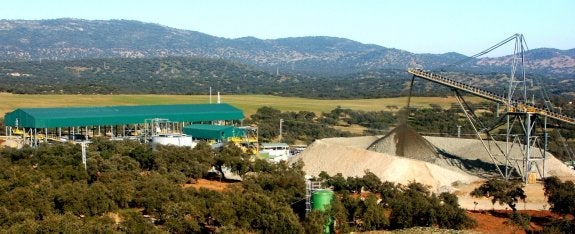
0,18,574,75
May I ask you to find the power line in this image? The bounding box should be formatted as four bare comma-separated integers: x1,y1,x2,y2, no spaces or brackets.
433,34,522,72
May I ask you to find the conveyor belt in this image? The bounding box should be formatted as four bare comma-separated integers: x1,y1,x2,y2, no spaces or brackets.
407,68,575,125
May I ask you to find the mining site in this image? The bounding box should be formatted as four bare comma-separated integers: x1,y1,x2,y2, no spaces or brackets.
291,123,575,210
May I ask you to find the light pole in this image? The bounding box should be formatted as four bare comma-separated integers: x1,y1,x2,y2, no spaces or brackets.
279,119,284,142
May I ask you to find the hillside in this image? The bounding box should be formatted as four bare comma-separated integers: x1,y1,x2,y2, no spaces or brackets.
2,56,574,100
1,19,574,76
0,57,413,98
0,57,284,95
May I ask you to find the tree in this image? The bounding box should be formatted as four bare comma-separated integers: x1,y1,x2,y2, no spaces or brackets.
389,182,435,229
154,144,213,181
542,177,575,233
543,176,575,215
436,192,476,229
85,182,116,216
98,171,137,209
339,191,362,229
134,173,182,214
302,210,328,234
331,194,351,233
53,182,88,215
37,212,84,233
158,201,203,233
470,178,526,212
360,194,389,231
225,190,304,233
360,170,382,192
213,142,251,180
249,106,281,142
321,172,347,192
118,209,157,234
128,142,155,170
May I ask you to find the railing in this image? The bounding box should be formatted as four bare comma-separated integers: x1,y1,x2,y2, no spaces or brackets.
408,68,509,104
407,68,575,125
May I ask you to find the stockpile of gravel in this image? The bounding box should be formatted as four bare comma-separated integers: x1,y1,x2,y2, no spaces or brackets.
426,136,575,179
368,124,439,163
291,125,575,190
292,136,481,190
367,124,490,177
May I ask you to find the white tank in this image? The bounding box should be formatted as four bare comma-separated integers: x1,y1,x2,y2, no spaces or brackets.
152,134,196,148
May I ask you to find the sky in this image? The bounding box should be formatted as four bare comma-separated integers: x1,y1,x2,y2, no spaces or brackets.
1,0,574,56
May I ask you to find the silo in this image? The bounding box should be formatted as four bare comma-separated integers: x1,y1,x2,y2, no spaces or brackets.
311,189,334,233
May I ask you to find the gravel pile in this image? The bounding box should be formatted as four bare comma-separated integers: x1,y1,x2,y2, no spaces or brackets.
426,136,575,179
292,136,481,190
368,124,439,163
366,124,504,178
291,125,575,191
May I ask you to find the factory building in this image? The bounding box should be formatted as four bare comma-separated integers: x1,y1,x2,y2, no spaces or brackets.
3,103,247,146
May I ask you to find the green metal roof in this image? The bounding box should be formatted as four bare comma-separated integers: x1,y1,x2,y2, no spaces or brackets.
183,124,235,140
4,103,244,128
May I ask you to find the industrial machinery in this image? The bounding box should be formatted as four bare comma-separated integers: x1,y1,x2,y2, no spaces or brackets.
407,34,575,182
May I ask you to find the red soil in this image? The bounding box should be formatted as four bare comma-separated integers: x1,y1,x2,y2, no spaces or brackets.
181,178,238,191
469,210,563,234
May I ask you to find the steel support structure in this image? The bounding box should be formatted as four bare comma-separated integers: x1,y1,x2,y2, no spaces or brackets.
406,34,565,183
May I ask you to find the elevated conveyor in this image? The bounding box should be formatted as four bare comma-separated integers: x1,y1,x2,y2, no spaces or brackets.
407,68,575,126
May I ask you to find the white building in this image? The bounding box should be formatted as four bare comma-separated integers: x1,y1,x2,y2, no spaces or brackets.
260,143,290,162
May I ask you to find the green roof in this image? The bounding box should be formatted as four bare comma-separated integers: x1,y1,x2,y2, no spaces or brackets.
4,103,244,128
183,124,235,140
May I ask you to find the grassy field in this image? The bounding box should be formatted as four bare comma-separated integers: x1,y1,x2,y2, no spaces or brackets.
0,93,483,117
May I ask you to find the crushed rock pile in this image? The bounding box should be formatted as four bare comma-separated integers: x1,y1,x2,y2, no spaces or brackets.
291,125,575,191
368,124,439,163
292,136,482,190
426,136,575,180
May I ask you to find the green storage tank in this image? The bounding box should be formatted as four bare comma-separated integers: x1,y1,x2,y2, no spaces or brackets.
311,189,334,234
312,189,334,211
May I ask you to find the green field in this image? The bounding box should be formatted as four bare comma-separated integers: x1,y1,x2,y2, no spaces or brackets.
0,93,483,118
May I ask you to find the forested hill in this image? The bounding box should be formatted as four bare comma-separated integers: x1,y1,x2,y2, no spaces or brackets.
0,57,412,98
0,57,288,95
2,56,574,100
0,19,574,76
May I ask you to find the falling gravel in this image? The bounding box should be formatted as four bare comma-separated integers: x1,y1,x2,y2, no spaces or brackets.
368,124,439,163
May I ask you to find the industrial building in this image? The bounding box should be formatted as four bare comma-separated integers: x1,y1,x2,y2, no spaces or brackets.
3,103,248,146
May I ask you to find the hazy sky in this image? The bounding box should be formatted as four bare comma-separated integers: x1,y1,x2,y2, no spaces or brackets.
2,0,573,56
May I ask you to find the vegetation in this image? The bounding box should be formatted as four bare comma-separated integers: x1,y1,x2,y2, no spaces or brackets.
0,18,574,232
0,93,478,119
2,55,574,101
541,176,575,233
0,139,309,232
543,176,575,216
1,106,575,232
247,106,355,143
246,105,483,144
0,139,482,232
1,19,574,78
470,177,575,232
317,171,477,231
470,178,526,212
0,56,425,98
